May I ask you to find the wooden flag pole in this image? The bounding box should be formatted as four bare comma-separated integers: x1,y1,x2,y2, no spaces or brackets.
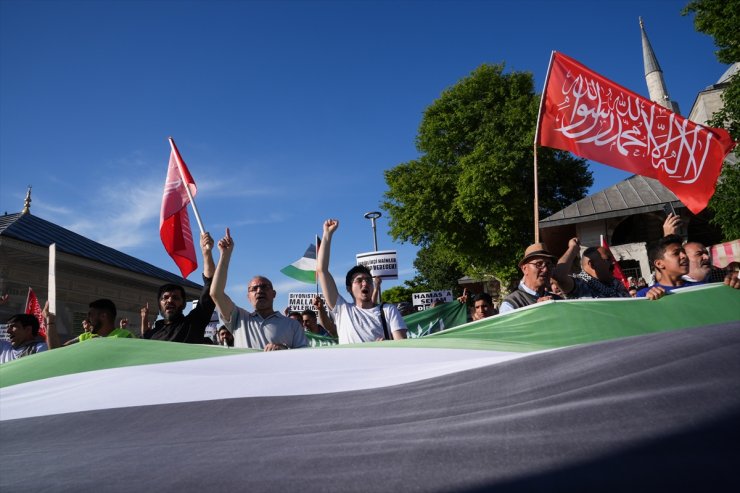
533,145,540,244
168,137,206,235
532,51,557,244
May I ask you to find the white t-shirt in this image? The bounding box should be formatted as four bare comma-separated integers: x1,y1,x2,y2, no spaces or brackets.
0,339,47,364
332,295,407,344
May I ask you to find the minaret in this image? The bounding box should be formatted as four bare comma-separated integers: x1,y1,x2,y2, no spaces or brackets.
640,17,681,114
21,186,32,215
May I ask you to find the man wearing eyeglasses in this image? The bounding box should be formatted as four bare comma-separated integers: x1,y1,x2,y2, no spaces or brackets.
551,238,630,299
317,219,407,344
499,243,561,314
210,228,308,350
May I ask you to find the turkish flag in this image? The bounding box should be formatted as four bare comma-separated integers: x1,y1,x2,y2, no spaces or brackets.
160,141,198,278
538,52,736,214
25,287,47,338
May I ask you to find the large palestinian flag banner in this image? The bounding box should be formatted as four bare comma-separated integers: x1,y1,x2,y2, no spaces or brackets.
2,284,739,491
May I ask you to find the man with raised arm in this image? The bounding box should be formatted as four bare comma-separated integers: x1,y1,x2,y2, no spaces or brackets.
552,238,630,299
210,228,307,351
141,232,217,344
316,219,407,344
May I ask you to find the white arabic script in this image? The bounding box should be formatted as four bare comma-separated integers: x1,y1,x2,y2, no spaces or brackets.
553,70,713,184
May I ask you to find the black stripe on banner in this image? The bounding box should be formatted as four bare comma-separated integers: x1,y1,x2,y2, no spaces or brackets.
2,322,739,492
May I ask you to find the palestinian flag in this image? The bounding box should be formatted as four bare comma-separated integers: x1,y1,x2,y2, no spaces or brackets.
2,284,739,491
280,239,319,284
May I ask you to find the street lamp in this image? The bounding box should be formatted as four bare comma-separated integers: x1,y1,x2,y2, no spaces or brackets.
363,211,382,251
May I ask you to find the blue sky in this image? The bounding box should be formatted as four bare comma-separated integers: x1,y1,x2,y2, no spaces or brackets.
0,0,728,311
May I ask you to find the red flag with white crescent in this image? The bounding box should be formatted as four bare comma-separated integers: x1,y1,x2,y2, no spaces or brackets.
160,143,198,278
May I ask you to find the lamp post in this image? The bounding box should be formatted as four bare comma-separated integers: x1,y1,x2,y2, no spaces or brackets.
363,211,382,251
363,211,383,303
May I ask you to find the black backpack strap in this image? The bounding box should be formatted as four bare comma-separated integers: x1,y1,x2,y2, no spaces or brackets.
379,303,392,340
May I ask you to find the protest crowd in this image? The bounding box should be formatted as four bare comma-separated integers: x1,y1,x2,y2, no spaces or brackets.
2,210,738,365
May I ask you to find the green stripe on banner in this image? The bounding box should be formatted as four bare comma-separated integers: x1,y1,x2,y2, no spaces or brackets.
304,301,469,346
404,300,469,337
388,284,740,351
305,332,339,347
0,337,253,388
279,264,316,283
1,284,737,388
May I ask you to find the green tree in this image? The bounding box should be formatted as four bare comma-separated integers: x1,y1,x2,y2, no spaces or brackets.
383,64,592,286
380,285,414,304
405,244,466,295
683,0,740,240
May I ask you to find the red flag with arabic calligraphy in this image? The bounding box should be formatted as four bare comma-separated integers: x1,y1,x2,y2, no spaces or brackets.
25,287,47,338
160,142,198,279
537,52,736,214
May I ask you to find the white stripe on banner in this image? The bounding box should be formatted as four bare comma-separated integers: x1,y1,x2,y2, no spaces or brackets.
1,347,544,421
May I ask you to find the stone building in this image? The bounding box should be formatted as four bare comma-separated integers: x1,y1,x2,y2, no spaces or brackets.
0,192,202,341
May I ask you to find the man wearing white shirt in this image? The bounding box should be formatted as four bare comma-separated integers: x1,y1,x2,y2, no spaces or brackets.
317,219,407,344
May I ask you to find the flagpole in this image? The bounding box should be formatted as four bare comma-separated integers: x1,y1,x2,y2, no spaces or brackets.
25,287,30,312
315,234,320,297
168,137,206,235
532,51,557,244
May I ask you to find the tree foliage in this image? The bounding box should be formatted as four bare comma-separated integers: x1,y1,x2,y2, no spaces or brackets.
383,64,592,286
380,285,414,304
683,0,739,66
683,0,740,240
405,244,466,295
709,162,740,240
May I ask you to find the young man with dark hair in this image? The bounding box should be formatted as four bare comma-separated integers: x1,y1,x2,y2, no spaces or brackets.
301,309,332,337
215,325,234,347
637,235,695,299
141,232,217,344
471,293,497,320
1,314,47,364
76,299,133,341
317,219,407,344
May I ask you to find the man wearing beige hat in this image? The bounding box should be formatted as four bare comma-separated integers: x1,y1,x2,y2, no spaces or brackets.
499,243,561,314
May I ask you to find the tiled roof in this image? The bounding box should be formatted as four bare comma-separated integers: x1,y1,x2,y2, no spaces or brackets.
0,212,201,289
540,175,682,229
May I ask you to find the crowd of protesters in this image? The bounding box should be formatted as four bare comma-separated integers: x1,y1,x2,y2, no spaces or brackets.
2,214,738,364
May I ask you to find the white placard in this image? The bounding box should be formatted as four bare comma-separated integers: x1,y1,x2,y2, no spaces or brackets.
48,243,57,314
412,290,454,310
355,250,398,279
288,292,325,313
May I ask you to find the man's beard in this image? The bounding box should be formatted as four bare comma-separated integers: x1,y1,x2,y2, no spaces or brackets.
162,310,184,323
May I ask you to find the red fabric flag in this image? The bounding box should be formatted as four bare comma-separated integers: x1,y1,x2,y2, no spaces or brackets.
160,142,198,278
538,52,736,214
25,287,47,338
600,236,630,289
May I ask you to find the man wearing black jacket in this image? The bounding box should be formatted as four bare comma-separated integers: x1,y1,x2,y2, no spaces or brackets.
141,232,216,344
